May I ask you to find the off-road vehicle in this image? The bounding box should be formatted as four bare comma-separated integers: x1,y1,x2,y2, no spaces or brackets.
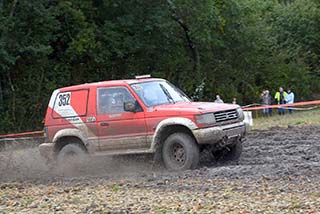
39,76,248,171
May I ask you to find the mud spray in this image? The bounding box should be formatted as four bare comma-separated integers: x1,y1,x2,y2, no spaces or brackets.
1,125,320,183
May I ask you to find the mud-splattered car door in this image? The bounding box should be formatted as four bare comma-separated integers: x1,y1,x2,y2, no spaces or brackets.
95,86,148,151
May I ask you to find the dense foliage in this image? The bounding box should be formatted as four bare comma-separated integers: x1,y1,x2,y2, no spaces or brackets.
0,0,319,133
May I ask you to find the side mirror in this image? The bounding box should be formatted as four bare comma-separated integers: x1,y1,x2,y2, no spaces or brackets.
124,101,136,112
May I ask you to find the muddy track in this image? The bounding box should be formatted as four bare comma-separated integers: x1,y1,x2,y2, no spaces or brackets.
201,125,320,179
0,125,319,183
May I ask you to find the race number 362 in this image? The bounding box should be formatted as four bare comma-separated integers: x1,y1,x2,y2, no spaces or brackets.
58,93,70,106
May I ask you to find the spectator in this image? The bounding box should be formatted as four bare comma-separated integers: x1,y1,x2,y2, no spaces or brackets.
261,90,272,117
232,97,237,104
274,87,287,115
286,88,295,114
214,95,224,103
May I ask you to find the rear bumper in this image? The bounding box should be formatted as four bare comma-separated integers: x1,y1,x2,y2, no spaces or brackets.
192,121,248,145
39,143,55,160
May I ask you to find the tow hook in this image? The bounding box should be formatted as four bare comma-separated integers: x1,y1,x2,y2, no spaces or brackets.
219,135,242,148
219,136,229,147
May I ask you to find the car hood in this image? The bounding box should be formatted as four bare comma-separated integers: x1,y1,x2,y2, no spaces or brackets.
151,102,239,114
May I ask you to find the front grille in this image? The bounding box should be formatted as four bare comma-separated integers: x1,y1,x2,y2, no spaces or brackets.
214,109,238,123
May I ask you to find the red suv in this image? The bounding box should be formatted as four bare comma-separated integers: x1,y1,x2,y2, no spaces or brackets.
39,76,248,171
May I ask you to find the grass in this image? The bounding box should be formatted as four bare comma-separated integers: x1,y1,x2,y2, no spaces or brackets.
251,108,320,130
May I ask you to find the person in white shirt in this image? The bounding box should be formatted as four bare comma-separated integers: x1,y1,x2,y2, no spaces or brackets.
214,95,224,103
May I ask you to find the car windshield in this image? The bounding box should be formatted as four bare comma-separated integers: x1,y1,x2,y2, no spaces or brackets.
131,80,191,107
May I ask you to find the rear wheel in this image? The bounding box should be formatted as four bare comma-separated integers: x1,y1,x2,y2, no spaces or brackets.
162,133,199,171
56,143,88,176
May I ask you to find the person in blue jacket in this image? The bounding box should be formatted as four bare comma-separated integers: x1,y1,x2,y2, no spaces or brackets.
286,88,295,114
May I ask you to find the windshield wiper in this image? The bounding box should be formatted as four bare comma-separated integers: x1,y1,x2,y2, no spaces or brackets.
159,83,175,104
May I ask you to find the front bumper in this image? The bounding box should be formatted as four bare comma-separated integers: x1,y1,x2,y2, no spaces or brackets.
39,143,55,160
192,121,248,145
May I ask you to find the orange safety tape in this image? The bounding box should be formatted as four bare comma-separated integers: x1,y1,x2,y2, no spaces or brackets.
1,100,320,138
242,100,320,111
0,130,44,139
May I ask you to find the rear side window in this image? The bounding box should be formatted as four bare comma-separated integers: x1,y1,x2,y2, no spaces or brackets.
97,87,135,114
52,89,89,118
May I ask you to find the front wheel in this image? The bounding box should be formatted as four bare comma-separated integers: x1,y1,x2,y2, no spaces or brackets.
162,133,199,171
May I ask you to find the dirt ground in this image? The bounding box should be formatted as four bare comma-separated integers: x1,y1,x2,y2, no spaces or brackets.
0,125,320,213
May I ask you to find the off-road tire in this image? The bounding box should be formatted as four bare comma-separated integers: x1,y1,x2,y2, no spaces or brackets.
162,133,199,171
56,143,88,176
214,140,243,162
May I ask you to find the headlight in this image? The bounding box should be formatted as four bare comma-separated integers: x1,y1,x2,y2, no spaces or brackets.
194,113,216,125
237,108,244,121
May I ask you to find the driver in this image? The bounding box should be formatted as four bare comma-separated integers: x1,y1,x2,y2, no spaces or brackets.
143,88,158,106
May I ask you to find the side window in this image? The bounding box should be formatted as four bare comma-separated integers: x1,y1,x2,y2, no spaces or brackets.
97,87,136,114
